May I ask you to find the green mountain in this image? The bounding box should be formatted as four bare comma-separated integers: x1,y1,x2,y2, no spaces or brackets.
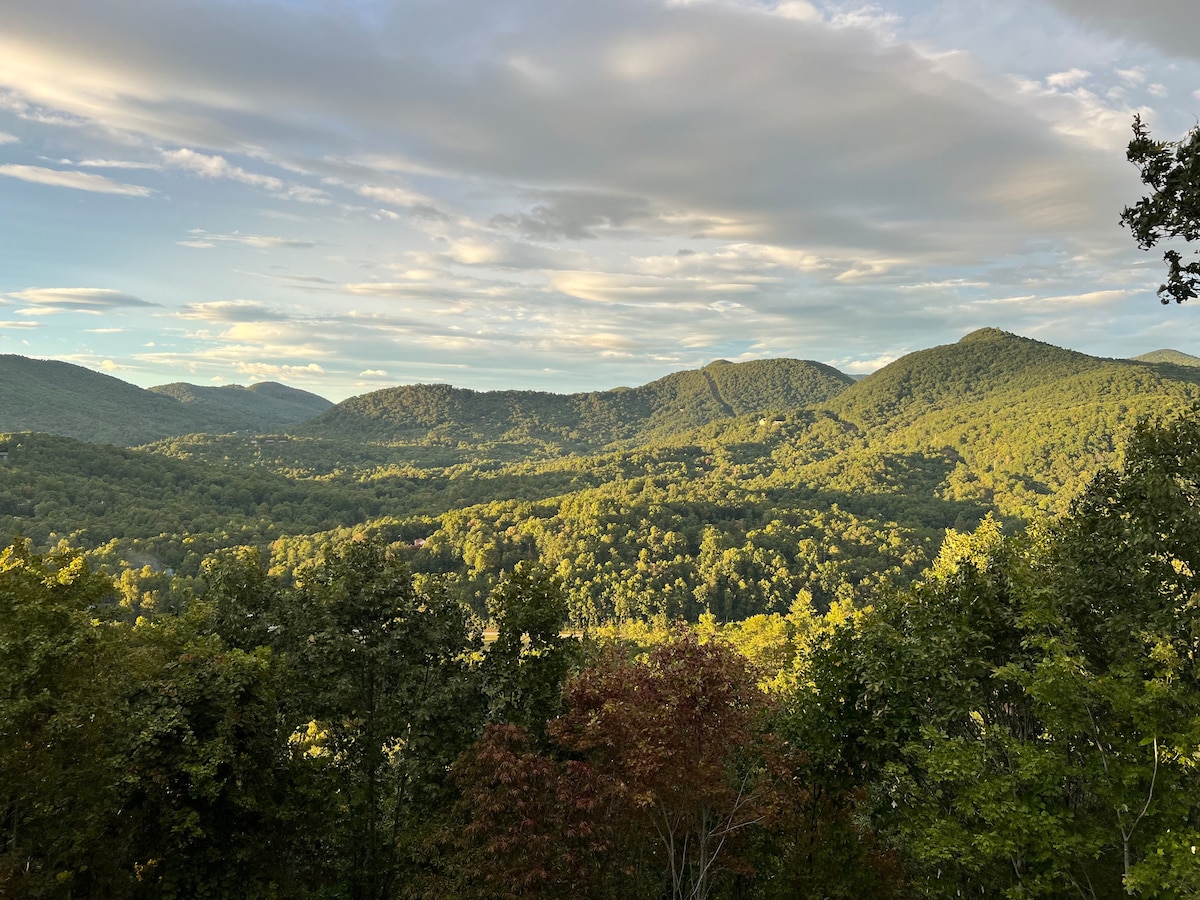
296,358,853,451
825,328,1200,517
8,327,1200,626
1132,348,1200,367
147,381,332,428
0,355,331,445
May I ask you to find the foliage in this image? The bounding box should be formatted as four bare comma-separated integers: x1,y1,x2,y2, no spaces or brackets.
480,562,579,737
283,537,483,897
0,541,124,894
1122,115,1200,304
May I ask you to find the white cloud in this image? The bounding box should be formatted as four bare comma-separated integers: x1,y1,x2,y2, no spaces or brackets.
162,148,283,191
1116,67,1146,87
71,157,162,170
351,183,436,209
0,131,16,144
1046,68,1090,89
773,2,822,23
179,229,318,250
827,352,901,374
8,287,158,311
0,163,152,195
177,300,292,322
235,362,326,380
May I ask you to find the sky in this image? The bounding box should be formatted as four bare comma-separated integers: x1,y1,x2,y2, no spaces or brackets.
2,0,1199,401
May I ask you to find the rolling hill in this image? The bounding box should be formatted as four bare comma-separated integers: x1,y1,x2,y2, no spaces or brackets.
825,328,1200,516
1132,348,1200,367
295,358,854,450
0,355,331,445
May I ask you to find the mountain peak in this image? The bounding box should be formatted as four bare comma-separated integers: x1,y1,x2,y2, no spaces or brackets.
958,327,1015,344
1133,349,1200,367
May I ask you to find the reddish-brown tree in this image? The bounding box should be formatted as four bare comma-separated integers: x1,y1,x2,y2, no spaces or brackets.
551,634,784,900
445,723,618,898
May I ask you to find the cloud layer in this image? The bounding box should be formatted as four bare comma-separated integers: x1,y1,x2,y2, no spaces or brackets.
0,0,1196,397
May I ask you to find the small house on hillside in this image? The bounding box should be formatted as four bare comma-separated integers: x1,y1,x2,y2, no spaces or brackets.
0,447,9,461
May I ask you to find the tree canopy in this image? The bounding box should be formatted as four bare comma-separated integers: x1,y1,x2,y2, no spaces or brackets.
1122,115,1200,304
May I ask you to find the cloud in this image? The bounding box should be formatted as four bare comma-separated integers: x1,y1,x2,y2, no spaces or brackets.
179,229,318,250
0,0,1190,395
0,0,1136,262
490,190,658,240
0,131,16,144
359,368,389,377
349,182,437,209
0,163,152,195
8,288,159,312
162,148,283,191
234,361,326,380
826,352,902,374
1046,68,1090,89
1043,0,1200,62
0,320,41,329
160,148,330,202
177,300,293,322
1116,67,1147,87
70,157,162,170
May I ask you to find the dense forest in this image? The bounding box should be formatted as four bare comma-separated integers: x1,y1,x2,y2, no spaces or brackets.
5,329,1200,896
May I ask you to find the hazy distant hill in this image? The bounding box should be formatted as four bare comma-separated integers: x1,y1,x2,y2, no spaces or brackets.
0,355,330,445
1132,348,1200,367
147,381,332,428
295,358,854,450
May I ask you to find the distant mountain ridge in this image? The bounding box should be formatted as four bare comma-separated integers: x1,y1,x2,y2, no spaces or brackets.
1133,349,1200,367
6,332,1200,463
148,381,332,428
9,328,1200,566
294,358,855,450
0,355,332,445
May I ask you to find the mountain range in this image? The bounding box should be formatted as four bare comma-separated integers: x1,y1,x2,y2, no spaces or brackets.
0,355,331,445
8,331,1194,452
5,327,1200,616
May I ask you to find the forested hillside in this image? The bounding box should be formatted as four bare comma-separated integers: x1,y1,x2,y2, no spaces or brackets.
6,412,1200,897
147,380,332,426
296,357,853,451
1132,347,1200,366
0,354,331,444
4,329,1200,625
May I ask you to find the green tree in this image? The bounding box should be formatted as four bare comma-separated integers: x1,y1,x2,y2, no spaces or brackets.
0,540,126,895
1022,413,1200,895
286,536,482,898
117,616,298,898
1122,115,1200,303
481,561,578,739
